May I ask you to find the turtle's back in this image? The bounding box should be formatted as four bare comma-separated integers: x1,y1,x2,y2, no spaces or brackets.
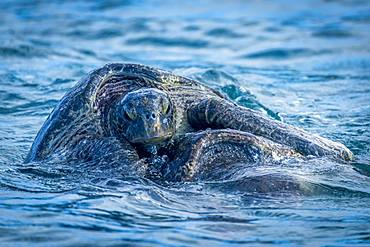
26,63,226,162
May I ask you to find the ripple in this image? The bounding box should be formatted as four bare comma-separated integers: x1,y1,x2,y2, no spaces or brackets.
312,28,353,38
343,12,370,23
242,48,330,60
125,37,209,48
0,43,68,59
67,29,124,39
0,99,59,116
0,45,50,58
205,28,244,38
53,78,75,85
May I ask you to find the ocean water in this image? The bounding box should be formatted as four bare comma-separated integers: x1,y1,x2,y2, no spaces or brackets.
1,0,370,246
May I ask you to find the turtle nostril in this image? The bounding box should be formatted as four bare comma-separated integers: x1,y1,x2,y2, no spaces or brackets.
144,113,158,120
146,113,156,120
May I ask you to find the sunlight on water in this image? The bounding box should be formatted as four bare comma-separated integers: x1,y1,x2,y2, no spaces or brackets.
1,0,370,246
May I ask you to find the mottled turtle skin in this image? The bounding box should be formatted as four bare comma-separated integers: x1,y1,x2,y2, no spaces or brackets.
26,63,353,182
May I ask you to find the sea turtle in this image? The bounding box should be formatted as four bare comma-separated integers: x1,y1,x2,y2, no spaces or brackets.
25,63,353,182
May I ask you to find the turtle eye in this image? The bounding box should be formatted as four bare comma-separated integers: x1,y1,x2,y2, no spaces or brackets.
123,104,137,121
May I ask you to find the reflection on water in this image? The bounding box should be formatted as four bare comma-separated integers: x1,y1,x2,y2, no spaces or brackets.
1,0,370,246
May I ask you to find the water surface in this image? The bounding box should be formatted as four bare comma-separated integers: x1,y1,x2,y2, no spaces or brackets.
1,0,370,246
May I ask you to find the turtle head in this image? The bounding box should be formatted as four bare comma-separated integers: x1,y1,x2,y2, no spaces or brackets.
114,88,174,146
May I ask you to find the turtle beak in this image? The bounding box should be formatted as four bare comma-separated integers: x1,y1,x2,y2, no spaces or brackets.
144,112,170,140
130,112,173,145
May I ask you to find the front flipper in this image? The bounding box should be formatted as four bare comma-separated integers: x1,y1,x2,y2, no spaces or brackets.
188,97,353,161
46,136,146,177
162,129,302,182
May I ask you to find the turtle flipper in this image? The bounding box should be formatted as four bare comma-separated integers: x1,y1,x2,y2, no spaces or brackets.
34,135,142,171
68,137,139,163
162,129,302,182
188,97,353,161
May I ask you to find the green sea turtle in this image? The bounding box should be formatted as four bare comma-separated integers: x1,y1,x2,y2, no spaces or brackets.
25,63,353,182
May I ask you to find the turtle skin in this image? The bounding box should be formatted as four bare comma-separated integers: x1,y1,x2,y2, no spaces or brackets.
25,63,353,182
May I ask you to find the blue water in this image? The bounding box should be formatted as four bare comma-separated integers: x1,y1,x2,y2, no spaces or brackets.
1,0,370,246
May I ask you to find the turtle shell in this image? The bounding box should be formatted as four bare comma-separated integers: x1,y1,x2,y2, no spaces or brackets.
26,63,227,162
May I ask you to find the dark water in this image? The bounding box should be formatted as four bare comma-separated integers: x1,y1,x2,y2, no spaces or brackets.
1,0,370,246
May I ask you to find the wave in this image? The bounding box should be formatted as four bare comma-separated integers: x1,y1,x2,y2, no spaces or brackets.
0,45,52,58
242,48,331,60
125,37,209,48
